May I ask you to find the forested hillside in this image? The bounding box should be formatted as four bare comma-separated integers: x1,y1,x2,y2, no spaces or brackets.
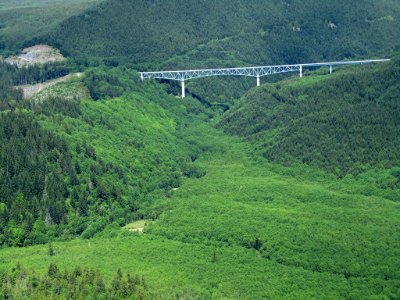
28,0,399,102
1,105,399,298
0,0,102,53
0,60,399,298
42,0,400,67
220,58,400,177
0,67,212,247
4,0,400,102
0,0,400,298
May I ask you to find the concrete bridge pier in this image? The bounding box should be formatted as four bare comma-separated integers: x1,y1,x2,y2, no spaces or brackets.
181,80,185,98
330,65,333,74
256,76,260,87
300,65,303,78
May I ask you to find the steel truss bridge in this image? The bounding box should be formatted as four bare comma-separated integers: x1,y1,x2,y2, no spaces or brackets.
140,59,390,98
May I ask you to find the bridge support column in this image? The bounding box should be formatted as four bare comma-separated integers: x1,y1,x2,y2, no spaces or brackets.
181,80,185,98
300,65,303,78
330,65,333,74
256,76,260,87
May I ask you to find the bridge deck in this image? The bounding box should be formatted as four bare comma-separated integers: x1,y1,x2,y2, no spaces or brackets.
140,59,390,81
140,59,390,98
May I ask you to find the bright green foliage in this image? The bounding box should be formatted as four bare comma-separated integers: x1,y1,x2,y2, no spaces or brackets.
0,124,399,298
0,5,399,294
220,58,400,176
0,64,399,297
0,66,213,247
0,56,399,298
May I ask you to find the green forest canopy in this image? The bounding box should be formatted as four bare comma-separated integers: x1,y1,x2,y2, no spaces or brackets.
219,57,400,177
41,0,400,68
0,0,399,298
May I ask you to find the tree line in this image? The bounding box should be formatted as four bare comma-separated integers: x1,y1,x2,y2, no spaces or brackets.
1,263,151,299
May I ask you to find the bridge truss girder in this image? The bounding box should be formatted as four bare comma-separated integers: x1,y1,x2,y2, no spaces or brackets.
140,59,390,98
141,65,301,81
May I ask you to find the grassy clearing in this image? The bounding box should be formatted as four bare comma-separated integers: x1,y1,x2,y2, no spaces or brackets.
30,75,88,102
123,220,152,233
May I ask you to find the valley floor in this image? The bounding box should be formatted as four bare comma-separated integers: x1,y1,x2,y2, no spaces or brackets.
1,120,399,299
